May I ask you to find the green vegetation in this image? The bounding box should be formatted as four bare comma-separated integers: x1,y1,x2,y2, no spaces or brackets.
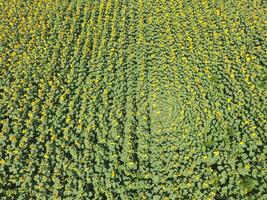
0,0,266,199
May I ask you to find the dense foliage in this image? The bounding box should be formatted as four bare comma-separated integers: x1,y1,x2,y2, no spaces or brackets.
0,0,266,199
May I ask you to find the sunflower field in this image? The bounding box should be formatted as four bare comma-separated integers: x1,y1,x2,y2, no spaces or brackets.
0,0,266,199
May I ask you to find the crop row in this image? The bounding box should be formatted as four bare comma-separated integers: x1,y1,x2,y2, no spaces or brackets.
0,0,266,199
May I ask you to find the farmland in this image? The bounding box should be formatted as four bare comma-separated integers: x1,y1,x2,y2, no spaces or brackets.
0,0,266,199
